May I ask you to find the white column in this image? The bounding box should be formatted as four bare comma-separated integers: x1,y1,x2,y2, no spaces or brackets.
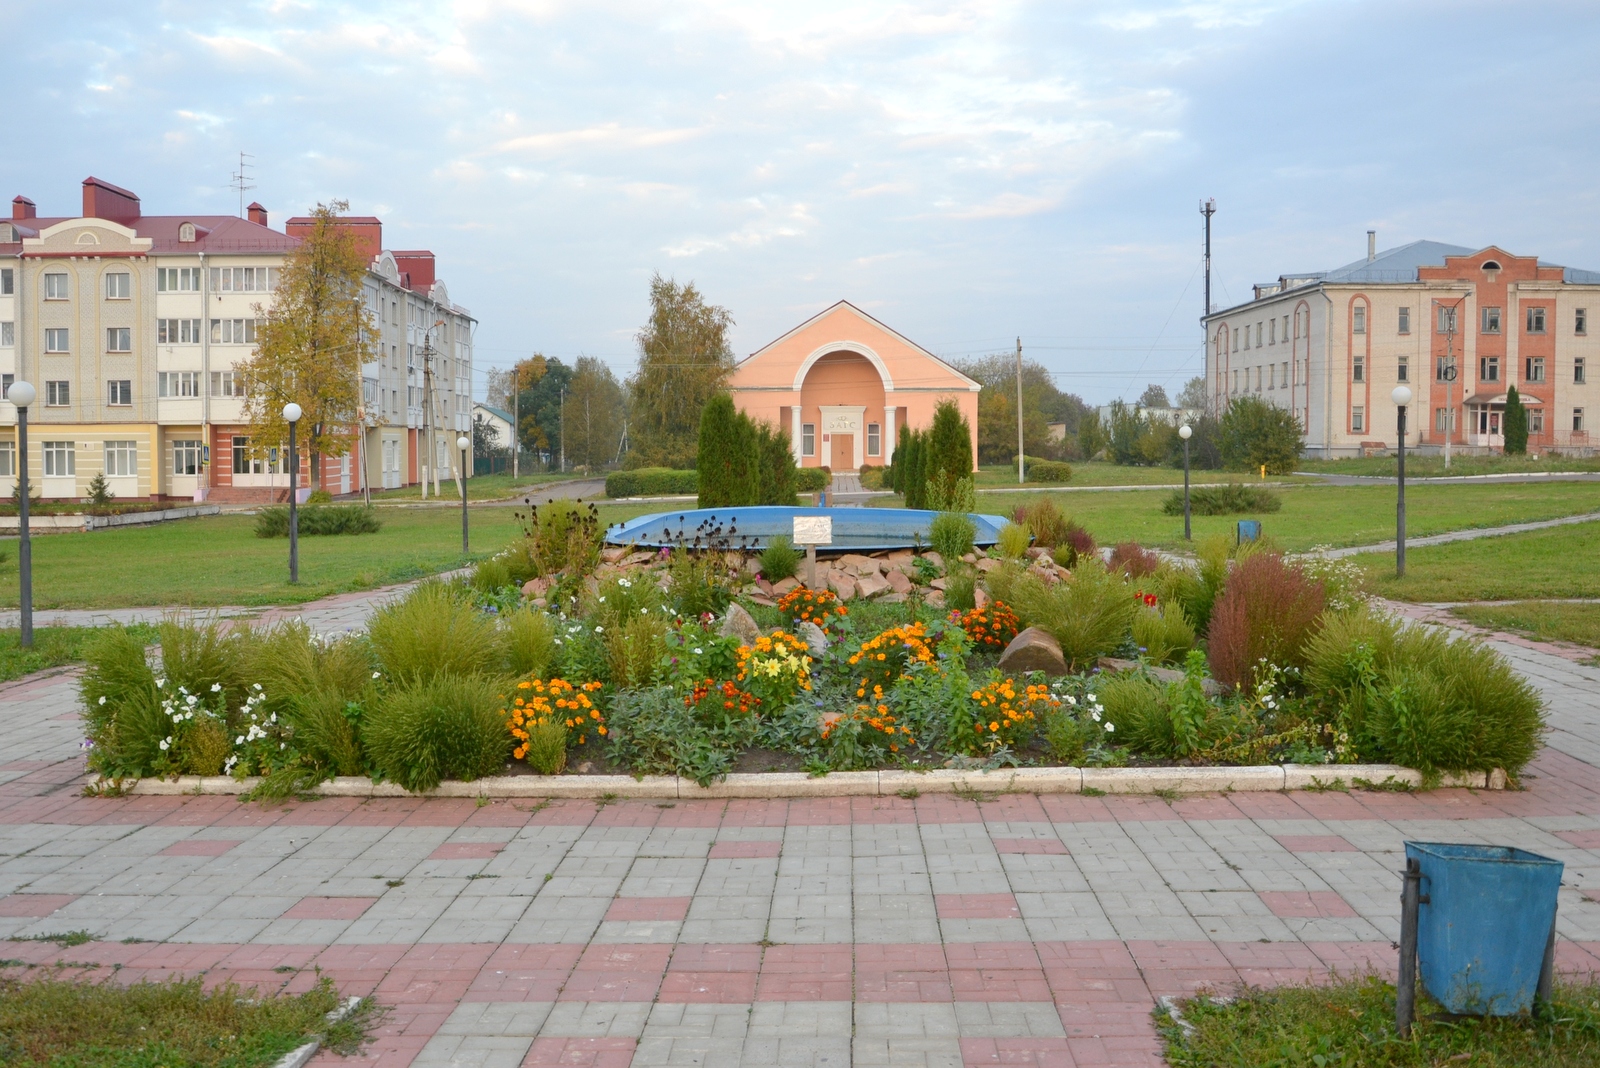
883,405,898,464
790,403,803,464
854,423,865,470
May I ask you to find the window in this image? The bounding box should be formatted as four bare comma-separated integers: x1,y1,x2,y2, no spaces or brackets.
157,267,202,292
210,318,257,344
0,268,12,295
1575,408,1586,433
1578,308,1588,336
232,436,288,474
210,371,242,397
45,328,69,352
1353,307,1366,334
1398,356,1409,382
1435,408,1456,432
104,440,137,477
158,318,202,344
1480,356,1500,382
1398,307,1411,334
104,273,130,299
172,439,201,476
106,380,131,406
1481,307,1501,334
1231,370,1239,393
1436,356,1456,382
0,321,12,347
1437,305,1458,334
1577,357,1588,385
179,222,196,243
1269,318,1276,344
1353,356,1366,383
1526,356,1546,383
1527,306,1547,334
1255,366,1263,391
42,441,74,476
1282,361,1290,387
106,327,131,352
1530,409,1544,435
1256,322,1263,347
801,423,816,457
2,374,11,395
208,267,278,293
43,273,69,299
158,372,201,398
1351,406,1365,433
867,422,881,456
45,380,70,406
0,441,13,477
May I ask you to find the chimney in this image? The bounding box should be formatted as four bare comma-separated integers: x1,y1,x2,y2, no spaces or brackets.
1367,230,1376,262
285,214,382,262
82,177,141,224
12,196,36,220
247,202,268,227
393,251,436,291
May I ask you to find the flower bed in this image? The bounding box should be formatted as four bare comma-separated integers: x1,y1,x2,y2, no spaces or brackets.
80,509,1545,796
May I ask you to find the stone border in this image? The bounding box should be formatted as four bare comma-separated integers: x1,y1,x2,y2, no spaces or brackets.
122,764,1496,799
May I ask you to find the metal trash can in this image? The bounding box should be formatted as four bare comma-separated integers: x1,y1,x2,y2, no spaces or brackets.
1236,519,1260,544
1403,842,1563,1016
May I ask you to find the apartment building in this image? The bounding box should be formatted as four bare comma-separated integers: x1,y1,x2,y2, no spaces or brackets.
1203,234,1599,457
0,176,475,500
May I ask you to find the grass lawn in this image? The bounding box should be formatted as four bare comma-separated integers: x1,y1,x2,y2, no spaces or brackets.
0,501,665,610
1449,601,1600,649
1160,974,1600,1068
362,469,594,502
972,461,1316,488
0,625,159,683
1364,521,1600,601
1301,453,1600,478
0,974,370,1068
875,480,1600,553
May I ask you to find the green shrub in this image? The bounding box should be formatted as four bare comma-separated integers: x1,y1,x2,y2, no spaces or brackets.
308,489,334,504
1097,672,1170,753
1043,706,1090,763
666,547,734,618
243,620,373,710
253,504,382,538
367,581,505,686
1027,459,1073,482
1503,384,1529,455
157,618,248,711
1132,601,1196,665
587,573,667,632
471,555,514,595
362,674,510,792
501,607,557,678
283,687,366,777
858,464,885,490
930,511,976,561
925,399,975,505
896,429,927,508
1008,558,1137,670
698,393,761,507
521,716,568,775
507,499,603,579
795,467,829,493
1016,500,1070,551
1161,482,1282,516
1220,395,1304,474
80,626,162,777
1206,553,1327,689
945,567,977,611
994,521,1031,560
760,535,801,582
605,468,698,498
603,612,669,689
1109,542,1160,579
927,474,976,513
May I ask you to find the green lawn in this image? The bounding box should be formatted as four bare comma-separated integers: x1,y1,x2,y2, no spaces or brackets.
362,470,594,502
972,461,1316,489
1450,601,1600,650
1365,521,1600,601
0,625,159,682
0,501,665,610
879,480,1600,553
1301,454,1600,478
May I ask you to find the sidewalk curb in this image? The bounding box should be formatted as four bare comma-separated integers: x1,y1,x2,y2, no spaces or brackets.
120,763,1492,799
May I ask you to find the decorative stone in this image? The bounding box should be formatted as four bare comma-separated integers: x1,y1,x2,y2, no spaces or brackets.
796,621,829,657
856,573,891,599
887,549,916,564
878,592,908,604
922,551,944,569
924,589,946,608
828,571,857,601
720,603,762,646
1024,546,1048,560
976,557,1001,572
623,550,657,567
748,594,777,608
885,569,913,594
840,553,881,576
772,577,801,596
929,577,948,591
999,627,1068,676
601,547,629,564
974,587,990,609
1099,657,1222,696
521,577,550,598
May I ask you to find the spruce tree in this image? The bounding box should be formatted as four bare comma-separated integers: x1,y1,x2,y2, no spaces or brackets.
1502,385,1528,455
902,430,925,510
756,423,799,505
697,394,748,507
926,399,974,507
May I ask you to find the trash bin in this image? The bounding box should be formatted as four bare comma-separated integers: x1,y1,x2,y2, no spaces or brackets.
1404,842,1563,1015
1236,519,1261,544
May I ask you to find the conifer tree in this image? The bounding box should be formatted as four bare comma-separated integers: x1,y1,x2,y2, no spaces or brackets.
697,394,760,507
925,399,975,506
1502,385,1528,455
756,423,799,506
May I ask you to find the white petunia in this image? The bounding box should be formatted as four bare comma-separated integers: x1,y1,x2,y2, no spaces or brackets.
211,683,222,693
595,626,604,633
98,696,107,706
159,739,170,750
1103,722,1115,733
155,678,166,688
694,648,703,655
373,672,381,679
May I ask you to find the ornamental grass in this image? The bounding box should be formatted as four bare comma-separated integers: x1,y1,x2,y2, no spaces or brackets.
362,673,509,792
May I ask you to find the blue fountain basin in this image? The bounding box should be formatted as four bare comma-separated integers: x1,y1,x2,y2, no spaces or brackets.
605,506,1010,552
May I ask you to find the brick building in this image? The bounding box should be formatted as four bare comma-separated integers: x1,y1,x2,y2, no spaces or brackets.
0,176,475,501
1204,234,1598,457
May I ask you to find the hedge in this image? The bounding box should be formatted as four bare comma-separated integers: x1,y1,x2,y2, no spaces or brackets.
1026,458,1073,483
605,468,698,498
796,467,829,492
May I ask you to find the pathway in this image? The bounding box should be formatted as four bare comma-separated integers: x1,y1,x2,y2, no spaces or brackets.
1317,510,1600,558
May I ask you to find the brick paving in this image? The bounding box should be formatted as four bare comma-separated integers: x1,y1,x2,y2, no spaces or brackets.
2,626,1599,1064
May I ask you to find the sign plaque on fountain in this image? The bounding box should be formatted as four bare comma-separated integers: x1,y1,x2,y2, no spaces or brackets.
793,516,833,589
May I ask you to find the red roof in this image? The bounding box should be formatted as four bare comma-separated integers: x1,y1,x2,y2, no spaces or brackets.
0,213,299,254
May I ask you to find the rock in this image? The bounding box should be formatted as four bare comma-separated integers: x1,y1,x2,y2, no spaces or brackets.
521,577,550,598
922,551,944,569
796,621,829,657
856,573,891,599
930,577,948,591
974,587,990,609
924,589,945,608
756,577,774,595
887,549,916,564
772,577,801,596
532,597,548,609
1029,563,1060,584
742,556,763,576
999,627,1068,676
1024,546,1048,560
976,557,1001,573
623,550,657,567
878,592,908,604
601,546,629,564
960,553,978,565
840,553,881,576
748,594,777,608
720,603,762,646
1099,657,1223,696
885,569,913,594
828,571,857,601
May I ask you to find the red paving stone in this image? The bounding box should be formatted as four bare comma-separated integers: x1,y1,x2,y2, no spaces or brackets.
0,893,78,917
159,838,243,856
1273,834,1358,853
603,896,691,921
994,837,1069,854
1556,829,1600,849
938,893,1023,919
960,1036,1076,1066
523,1036,636,1067
282,896,378,920
428,842,504,860
1257,891,1360,919
754,944,854,1001
707,839,781,858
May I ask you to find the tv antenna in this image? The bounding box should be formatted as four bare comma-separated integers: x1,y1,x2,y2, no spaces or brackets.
231,152,256,217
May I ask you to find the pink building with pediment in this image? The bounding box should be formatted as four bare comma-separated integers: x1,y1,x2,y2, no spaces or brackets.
727,301,980,473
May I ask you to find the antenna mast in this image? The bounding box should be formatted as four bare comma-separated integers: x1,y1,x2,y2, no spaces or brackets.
231,152,256,217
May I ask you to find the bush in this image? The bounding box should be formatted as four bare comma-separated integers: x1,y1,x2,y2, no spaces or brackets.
471,555,513,595
1109,541,1160,579
362,674,509,792
1016,500,1070,551
1027,459,1073,482
1132,601,1196,665
507,499,603,580
605,468,697,498
1162,482,1282,516
367,581,506,686
994,521,1031,560
1008,558,1137,670
502,607,557,678
253,504,382,538
858,464,885,490
1206,553,1327,689
1059,522,1098,569
1503,384,1528,455
603,612,670,689
1098,672,1174,755
760,535,801,582
925,399,975,507
796,467,829,493
1220,396,1304,474
929,511,976,561
520,716,569,774
945,566,977,611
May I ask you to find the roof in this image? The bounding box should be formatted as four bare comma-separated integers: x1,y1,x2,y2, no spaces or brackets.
0,213,299,255
474,403,513,423
738,299,983,391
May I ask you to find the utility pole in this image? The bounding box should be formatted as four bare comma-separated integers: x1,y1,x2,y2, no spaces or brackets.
511,364,520,480
559,385,566,473
1015,337,1025,485
420,333,433,500
1441,296,1464,470
1201,198,1216,411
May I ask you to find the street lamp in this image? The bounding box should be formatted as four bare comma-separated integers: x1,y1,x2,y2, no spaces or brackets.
1393,386,1412,578
1178,424,1193,541
457,434,471,554
283,402,303,584
7,380,37,648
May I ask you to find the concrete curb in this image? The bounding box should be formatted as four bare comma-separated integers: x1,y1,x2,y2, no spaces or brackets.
269,996,363,1068
121,764,1493,799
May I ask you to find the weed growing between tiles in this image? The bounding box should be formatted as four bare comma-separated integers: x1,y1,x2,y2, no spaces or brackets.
1159,973,1600,1068
78,505,1544,794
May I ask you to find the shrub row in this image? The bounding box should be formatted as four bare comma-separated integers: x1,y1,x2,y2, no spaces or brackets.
1025,458,1073,482
605,467,697,498
253,504,382,538
1161,482,1282,516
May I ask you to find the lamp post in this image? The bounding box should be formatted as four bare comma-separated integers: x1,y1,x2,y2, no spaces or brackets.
1178,424,1193,541
283,402,303,584
457,434,471,554
1393,386,1412,578
7,381,37,648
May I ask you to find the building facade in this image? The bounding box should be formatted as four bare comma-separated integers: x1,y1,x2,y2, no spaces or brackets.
1204,236,1598,457
728,301,980,473
0,176,475,500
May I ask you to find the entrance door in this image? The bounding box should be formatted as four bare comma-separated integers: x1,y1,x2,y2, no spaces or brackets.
832,434,854,472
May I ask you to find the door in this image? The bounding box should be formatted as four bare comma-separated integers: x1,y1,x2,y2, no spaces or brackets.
832,434,853,472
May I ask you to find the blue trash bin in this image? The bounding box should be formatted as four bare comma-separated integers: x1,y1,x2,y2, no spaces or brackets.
1404,842,1563,1015
1236,519,1261,544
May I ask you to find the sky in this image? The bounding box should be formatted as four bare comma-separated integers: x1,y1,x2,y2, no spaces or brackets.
5,0,1600,405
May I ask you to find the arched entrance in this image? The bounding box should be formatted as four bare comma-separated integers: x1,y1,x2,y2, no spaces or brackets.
795,350,887,473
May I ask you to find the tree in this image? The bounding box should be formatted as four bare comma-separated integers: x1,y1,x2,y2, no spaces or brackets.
628,274,735,469
1078,411,1106,461
1106,400,1146,465
505,355,572,469
1137,383,1170,409
1219,396,1304,474
1503,385,1528,455
565,357,626,471
239,199,375,491
1176,376,1209,412
756,423,799,506
472,412,507,463
925,400,974,508
955,354,1089,463
897,429,927,509
697,394,759,507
